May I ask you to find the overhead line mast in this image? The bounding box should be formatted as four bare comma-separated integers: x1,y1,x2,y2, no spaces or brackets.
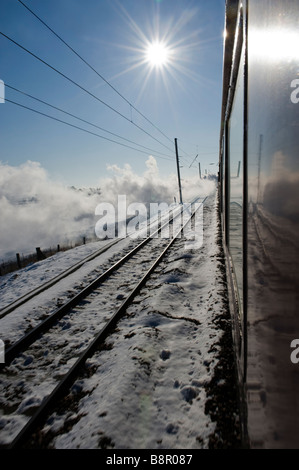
174,138,183,205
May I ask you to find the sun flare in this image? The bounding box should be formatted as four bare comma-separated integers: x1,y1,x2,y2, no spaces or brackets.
114,3,202,97
146,42,170,68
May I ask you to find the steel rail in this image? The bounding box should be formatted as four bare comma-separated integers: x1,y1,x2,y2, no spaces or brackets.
7,197,205,449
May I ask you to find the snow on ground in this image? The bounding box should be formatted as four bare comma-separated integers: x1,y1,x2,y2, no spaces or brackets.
0,189,241,449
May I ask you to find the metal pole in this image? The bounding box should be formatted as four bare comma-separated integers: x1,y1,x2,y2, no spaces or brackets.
174,138,183,204
237,160,241,178
199,162,201,179
257,134,263,203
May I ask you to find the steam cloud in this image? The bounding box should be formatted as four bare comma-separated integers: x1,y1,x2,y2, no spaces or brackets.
0,157,215,260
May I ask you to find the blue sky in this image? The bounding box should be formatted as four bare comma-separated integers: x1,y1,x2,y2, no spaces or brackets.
0,0,225,187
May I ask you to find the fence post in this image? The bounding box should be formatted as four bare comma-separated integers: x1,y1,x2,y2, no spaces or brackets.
16,253,21,269
36,247,46,261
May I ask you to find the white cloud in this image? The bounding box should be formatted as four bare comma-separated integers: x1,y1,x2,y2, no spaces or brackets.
0,157,215,260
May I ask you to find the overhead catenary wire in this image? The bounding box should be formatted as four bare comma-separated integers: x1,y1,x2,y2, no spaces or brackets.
5,84,174,160
15,0,194,162
5,98,174,162
0,31,176,156
16,0,176,147
189,154,198,168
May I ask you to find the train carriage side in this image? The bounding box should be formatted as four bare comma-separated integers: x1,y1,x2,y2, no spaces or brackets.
220,0,299,449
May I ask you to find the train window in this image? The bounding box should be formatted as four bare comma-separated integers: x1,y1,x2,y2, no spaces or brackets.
228,43,245,321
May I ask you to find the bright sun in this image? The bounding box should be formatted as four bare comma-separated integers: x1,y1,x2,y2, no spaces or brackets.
146,42,170,68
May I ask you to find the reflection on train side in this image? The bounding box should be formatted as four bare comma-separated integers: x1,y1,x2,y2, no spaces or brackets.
247,151,299,447
220,0,299,449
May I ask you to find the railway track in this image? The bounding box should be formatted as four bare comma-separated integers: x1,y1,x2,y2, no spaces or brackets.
0,205,188,351
0,198,204,448
0,238,121,320
0,201,185,320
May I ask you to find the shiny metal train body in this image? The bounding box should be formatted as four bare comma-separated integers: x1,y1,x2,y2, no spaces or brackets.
219,0,299,448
